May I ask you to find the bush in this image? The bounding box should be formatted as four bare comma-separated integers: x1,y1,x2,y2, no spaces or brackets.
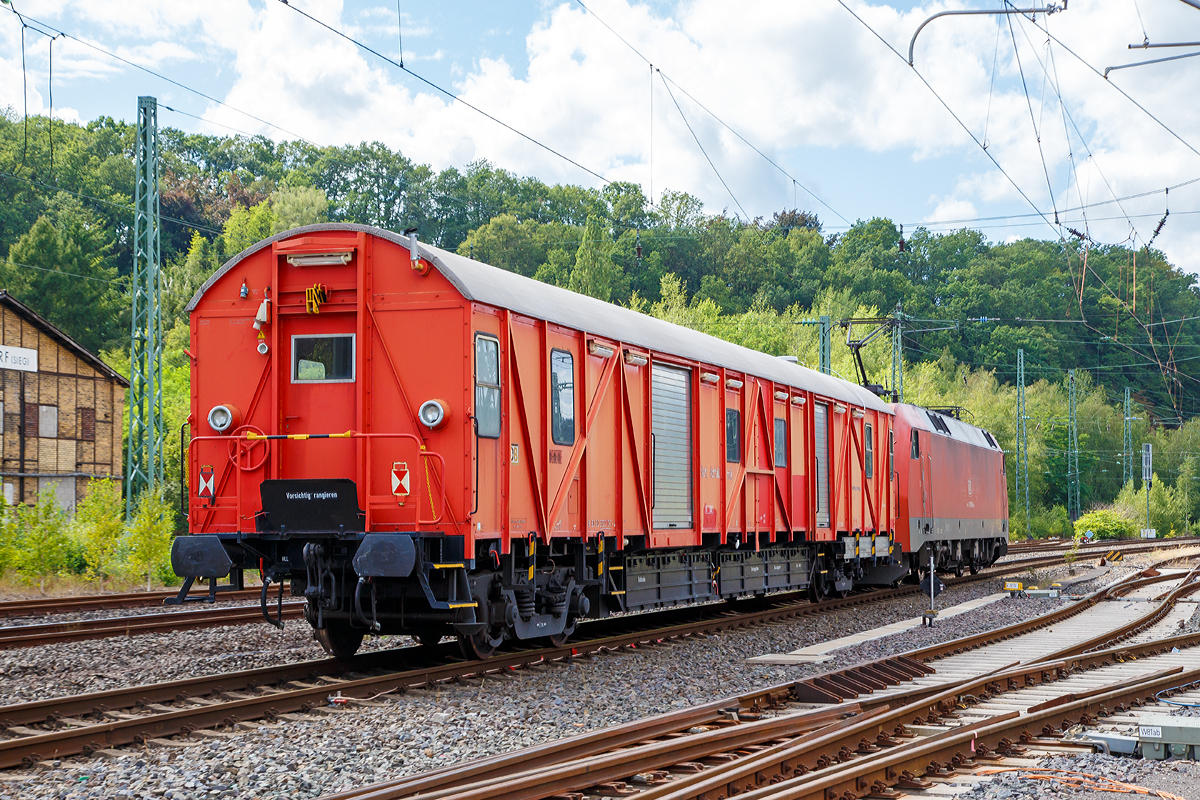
123,490,176,591
70,478,125,592
1074,508,1137,540
12,488,69,593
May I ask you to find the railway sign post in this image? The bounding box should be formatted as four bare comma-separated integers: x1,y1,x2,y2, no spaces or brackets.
198,465,215,505
1143,443,1153,536
391,461,410,505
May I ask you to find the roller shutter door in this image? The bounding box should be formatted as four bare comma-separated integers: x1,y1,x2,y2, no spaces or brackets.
815,403,830,528
652,364,693,529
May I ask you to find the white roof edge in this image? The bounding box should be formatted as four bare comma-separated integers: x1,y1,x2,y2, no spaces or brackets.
187,223,892,413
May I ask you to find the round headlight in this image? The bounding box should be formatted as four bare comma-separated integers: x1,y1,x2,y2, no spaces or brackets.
207,404,241,434
418,399,448,430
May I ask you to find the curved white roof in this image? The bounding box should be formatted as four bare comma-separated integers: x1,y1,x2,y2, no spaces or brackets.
189,223,892,414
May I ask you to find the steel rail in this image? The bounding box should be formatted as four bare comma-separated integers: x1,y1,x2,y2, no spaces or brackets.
315,557,1200,800
719,667,1200,800
0,537,1190,650
0,547,1192,768
0,603,306,650
0,588,261,619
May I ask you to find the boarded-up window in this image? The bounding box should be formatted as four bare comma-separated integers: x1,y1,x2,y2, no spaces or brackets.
24,403,37,437
39,405,58,439
651,364,693,530
79,408,95,441
815,403,830,528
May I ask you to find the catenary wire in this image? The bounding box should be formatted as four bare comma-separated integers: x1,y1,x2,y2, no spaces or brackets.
572,0,851,226
276,0,612,187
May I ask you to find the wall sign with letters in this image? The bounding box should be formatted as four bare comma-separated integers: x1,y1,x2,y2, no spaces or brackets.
0,346,37,373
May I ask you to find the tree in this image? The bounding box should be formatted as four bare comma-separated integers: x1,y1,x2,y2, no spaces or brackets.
222,200,276,259
3,197,125,353
12,490,69,594
569,216,622,301
271,185,329,233
124,490,176,591
71,479,125,592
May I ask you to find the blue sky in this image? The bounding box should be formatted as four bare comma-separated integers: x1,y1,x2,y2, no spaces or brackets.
4,1,1200,267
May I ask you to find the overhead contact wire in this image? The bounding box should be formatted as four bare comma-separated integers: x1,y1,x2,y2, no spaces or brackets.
574,0,850,225
277,0,611,186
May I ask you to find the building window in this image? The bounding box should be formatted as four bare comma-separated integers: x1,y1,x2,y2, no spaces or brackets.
38,405,57,439
865,423,874,479
726,409,741,463
291,334,355,383
774,417,787,468
474,335,501,438
79,407,95,442
550,349,575,446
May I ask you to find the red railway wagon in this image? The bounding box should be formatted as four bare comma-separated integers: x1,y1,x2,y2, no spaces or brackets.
892,405,1009,573
171,223,1005,658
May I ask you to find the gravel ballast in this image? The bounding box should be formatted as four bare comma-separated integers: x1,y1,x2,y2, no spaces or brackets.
0,583,1105,800
0,548,1195,799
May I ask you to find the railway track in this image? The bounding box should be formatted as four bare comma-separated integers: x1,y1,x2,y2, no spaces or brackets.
314,561,1200,800
0,537,1189,652
0,601,307,650
0,546,1195,771
0,587,261,619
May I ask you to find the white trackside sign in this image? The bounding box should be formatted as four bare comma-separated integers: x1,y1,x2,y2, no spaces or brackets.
391,462,410,496
0,345,37,373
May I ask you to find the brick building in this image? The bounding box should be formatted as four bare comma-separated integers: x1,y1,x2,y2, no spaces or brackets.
0,292,128,511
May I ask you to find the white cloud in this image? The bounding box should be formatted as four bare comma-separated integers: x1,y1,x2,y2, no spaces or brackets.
8,0,1200,269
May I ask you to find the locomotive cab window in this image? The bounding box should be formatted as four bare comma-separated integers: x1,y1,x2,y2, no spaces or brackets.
910,429,920,459
551,349,575,446
865,423,874,479
726,409,741,463
292,334,355,383
475,335,501,438
774,417,786,468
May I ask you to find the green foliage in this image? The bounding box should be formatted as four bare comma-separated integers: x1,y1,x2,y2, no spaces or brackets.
222,200,276,259
70,479,125,591
123,490,176,592
1114,475,1183,539
270,185,328,233
11,489,69,594
1074,508,1137,541
3,196,126,352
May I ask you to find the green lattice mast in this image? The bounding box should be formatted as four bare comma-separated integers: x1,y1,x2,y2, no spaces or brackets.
126,96,164,517
1015,349,1030,537
1067,370,1081,523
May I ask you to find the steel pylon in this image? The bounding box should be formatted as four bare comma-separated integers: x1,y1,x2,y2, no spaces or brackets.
1123,387,1134,486
1067,370,1081,523
1015,349,1031,537
126,96,164,518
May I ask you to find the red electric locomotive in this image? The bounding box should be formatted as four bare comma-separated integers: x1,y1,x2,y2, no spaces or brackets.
172,223,1007,658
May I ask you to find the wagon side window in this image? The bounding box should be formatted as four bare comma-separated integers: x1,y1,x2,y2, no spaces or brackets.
474,335,501,438
865,423,874,479
888,428,894,475
292,334,355,383
726,409,741,463
550,349,575,446
773,417,786,468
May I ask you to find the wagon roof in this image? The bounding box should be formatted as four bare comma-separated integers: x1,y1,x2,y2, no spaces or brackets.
189,223,891,414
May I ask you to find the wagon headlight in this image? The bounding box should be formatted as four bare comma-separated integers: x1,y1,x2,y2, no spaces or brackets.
418,399,449,430
207,403,241,434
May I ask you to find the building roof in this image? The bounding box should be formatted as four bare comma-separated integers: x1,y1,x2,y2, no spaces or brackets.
189,223,891,413
0,291,129,385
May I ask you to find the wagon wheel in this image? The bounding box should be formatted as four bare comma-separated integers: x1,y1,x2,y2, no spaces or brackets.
314,620,365,660
458,628,504,660
544,620,577,649
227,424,269,472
